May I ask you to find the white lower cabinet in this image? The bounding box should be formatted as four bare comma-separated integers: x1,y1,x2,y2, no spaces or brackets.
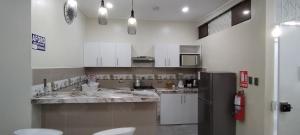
182,94,198,124
160,93,198,125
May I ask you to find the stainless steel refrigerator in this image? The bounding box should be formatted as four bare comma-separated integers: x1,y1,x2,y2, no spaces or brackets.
198,72,236,135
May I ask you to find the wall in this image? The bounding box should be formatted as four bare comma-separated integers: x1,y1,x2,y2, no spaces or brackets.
31,0,86,68
85,18,197,57
196,0,266,135
0,0,32,134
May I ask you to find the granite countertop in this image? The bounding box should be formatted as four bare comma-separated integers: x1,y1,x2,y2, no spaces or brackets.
156,88,198,94
31,88,160,104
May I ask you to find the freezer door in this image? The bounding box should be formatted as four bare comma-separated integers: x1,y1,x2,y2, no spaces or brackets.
211,73,236,135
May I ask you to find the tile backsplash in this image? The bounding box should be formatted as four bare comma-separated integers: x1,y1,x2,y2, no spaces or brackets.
85,67,200,88
32,68,86,96
32,67,201,96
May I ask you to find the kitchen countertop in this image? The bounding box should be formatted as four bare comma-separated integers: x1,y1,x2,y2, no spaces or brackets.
156,88,198,94
31,88,160,104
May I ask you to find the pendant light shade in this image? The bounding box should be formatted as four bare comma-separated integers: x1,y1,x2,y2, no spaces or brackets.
128,0,137,35
98,0,108,25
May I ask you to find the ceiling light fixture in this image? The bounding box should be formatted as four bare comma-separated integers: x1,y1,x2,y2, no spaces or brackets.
128,0,137,35
106,2,113,9
182,6,189,13
243,9,250,15
282,21,300,26
98,0,108,25
67,0,77,8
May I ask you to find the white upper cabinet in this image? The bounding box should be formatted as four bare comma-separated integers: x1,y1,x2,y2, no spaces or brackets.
115,43,132,67
84,42,132,67
155,44,180,67
99,42,116,67
84,42,99,67
168,45,180,67
154,45,168,67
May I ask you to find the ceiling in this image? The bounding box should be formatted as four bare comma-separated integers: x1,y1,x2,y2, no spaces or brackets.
77,0,231,22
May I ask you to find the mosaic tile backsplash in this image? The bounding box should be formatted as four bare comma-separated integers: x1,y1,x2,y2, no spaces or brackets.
32,67,201,96
85,67,200,88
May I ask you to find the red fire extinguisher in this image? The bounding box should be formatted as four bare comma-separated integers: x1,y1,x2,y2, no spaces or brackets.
234,90,245,122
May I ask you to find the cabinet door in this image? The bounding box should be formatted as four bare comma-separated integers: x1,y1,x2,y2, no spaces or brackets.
155,45,168,67
182,93,198,124
99,43,116,67
84,42,99,67
160,94,183,125
115,43,131,67
167,44,180,67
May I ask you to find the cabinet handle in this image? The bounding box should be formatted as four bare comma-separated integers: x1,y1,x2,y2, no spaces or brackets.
165,59,167,67
117,58,119,67
184,95,186,103
181,95,183,104
168,58,171,66
96,57,99,66
101,57,103,66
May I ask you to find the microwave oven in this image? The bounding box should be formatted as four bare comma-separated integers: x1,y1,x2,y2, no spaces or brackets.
180,54,201,67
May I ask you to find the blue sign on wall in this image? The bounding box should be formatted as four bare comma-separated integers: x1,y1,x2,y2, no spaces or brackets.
32,33,46,51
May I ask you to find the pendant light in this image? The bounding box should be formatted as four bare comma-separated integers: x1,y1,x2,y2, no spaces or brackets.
98,0,108,25
128,0,137,35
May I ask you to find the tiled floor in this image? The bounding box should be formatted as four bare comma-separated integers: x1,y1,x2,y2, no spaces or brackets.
157,124,197,135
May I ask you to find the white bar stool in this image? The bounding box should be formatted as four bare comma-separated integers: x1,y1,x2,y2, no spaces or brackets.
14,128,63,135
93,127,136,135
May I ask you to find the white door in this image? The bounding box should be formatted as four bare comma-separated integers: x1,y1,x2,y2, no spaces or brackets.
160,94,183,124
182,93,198,124
99,43,116,67
167,44,180,67
278,26,300,135
155,45,168,67
84,42,99,67
116,43,131,67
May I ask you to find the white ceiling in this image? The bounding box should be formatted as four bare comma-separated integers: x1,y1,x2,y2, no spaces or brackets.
78,0,231,22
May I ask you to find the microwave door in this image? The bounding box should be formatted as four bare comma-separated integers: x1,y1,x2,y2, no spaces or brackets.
182,55,196,66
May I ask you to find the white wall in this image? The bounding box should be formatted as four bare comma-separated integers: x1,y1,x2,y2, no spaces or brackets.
31,0,86,68
0,0,32,134
85,18,197,57
196,0,266,135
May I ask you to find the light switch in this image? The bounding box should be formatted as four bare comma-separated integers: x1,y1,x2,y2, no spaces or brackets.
248,76,253,85
254,77,259,86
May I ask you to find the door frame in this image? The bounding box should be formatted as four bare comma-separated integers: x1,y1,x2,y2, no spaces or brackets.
272,24,300,135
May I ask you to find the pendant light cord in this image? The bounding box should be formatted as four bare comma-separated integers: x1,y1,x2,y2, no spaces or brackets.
101,0,104,7
130,0,134,17
131,0,133,10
